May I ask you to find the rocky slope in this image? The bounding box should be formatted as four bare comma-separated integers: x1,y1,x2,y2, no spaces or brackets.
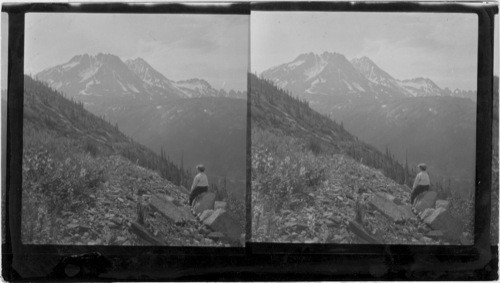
22,76,242,246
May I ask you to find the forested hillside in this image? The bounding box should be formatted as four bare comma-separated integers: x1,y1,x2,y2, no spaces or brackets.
22,76,239,246
251,73,413,185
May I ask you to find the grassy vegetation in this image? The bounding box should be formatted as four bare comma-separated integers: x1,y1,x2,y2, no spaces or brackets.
22,124,105,243
251,128,329,241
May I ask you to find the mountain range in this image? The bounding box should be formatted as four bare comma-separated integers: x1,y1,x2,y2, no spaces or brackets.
261,51,476,197
262,52,476,103
36,53,246,112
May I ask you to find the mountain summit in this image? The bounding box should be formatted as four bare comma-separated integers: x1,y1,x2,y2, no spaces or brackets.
262,51,374,100
261,52,472,101
36,53,242,105
37,53,148,98
124,57,184,100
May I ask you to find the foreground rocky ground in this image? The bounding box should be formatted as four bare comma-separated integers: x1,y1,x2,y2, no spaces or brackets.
23,154,244,247
252,153,472,245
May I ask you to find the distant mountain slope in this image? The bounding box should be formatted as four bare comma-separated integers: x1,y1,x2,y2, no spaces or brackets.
107,96,247,199
22,75,231,246
125,57,186,100
251,73,410,185
329,97,476,182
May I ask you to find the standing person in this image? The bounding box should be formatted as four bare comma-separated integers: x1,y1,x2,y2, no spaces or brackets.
189,164,209,206
410,163,431,204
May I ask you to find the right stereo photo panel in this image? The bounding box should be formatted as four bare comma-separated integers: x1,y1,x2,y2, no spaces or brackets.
250,11,478,245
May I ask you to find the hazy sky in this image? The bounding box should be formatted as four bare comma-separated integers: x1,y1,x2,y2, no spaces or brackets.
25,13,249,91
252,12,478,91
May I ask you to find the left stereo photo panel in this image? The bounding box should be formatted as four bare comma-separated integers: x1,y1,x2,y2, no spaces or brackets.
22,13,249,246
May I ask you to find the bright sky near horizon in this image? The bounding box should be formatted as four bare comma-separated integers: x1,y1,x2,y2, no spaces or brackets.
252,12,479,91
25,13,249,91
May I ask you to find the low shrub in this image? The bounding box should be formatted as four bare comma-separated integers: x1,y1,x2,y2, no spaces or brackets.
251,129,329,240
22,126,105,243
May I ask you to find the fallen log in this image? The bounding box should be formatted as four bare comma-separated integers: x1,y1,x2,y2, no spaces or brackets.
129,221,165,246
347,220,384,244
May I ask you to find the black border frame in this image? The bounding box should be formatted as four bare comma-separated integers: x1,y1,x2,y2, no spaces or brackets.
2,1,498,280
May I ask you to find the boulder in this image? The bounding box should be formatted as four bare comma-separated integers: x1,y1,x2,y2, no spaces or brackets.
193,192,216,215
199,209,214,222
397,205,416,220
413,191,437,213
376,192,395,202
347,220,384,244
419,208,435,221
203,208,242,243
214,201,227,210
149,194,195,223
393,197,404,206
422,207,463,240
435,200,450,210
426,230,445,239
369,194,405,222
207,231,226,241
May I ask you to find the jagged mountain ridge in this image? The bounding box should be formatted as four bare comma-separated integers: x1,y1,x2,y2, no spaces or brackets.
124,57,184,100
262,51,476,101
36,53,246,106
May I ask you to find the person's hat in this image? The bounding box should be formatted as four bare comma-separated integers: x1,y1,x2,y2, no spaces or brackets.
418,163,427,170
196,164,205,172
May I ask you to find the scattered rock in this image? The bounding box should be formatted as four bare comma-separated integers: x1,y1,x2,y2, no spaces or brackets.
393,197,404,206
397,205,416,220
426,230,444,239
203,208,242,243
369,194,405,222
207,231,226,241
193,192,216,215
148,194,194,223
419,208,435,220
199,210,214,222
347,220,383,244
413,191,437,213
435,200,450,210
214,201,227,210
377,192,395,202
422,207,463,240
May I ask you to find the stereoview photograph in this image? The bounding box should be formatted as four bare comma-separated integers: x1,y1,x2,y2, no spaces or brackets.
251,12,477,245
22,13,248,246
